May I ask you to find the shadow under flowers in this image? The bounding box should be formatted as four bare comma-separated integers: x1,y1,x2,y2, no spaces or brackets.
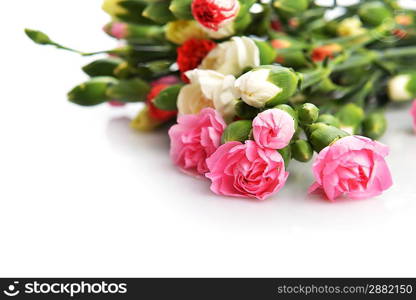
105,116,171,157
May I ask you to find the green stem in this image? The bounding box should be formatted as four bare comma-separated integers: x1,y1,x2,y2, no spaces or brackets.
334,46,416,72
378,46,416,59
301,68,331,90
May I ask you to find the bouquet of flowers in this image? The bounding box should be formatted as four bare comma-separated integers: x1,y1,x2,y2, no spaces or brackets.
26,0,416,201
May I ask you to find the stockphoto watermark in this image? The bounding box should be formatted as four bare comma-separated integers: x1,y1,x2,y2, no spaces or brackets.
1,280,127,297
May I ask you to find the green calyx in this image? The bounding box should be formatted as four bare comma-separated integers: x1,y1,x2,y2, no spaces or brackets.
362,111,387,140
254,40,277,65
358,2,393,27
278,145,292,168
273,0,310,15
221,120,253,144
406,73,416,97
235,100,261,120
153,84,183,111
291,139,313,162
82,58,124,77
143,2,176,24
317,114,341,128
297,103,319,125
335,103,365,134
274,104,299,131
263,65,300,107
106,78,150,103
68,77,117,106
169,0,193,19
307,123,349,153
25,28,52,45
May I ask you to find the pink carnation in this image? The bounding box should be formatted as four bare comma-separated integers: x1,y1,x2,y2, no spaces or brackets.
411,100,416,132
252,109,295,149
169,108,226,175
206,141,289,200
309,136,393,201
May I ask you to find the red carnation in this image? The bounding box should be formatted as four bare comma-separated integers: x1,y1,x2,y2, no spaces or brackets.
177,38,216,83
191,0,240,31
146,84,177,122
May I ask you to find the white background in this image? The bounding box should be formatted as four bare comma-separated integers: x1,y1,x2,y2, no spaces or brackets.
0,0,415,277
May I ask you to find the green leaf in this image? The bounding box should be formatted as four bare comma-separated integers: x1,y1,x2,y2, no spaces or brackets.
153,84,183,111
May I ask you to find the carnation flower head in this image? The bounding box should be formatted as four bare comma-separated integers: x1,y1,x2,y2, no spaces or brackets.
206,141,289,200
177,39,217,83
309,136,393,201
191,0,240,31
169,108,226,175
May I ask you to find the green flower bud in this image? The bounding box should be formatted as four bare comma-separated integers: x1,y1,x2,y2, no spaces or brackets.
169,0,193,20
278,145,292,168
297,103,319,125
143,2,175,24
114,61,133,78
24,29,52,45
335,103,365,135
275,49,309,69
235,65,299,108
82,57,124,77
133,60,174,80
103,0,152,24
274,104,299,131
387,73,416,102
221,120,253,144
153,84,183,111
131,106,163,132
254,40,277,65
358,2,393,27
235,100,260,120
362,112,387,140
308,123,349,152
273,0,310,15
317,114,341,128
104,22,165,43
234,10,252,34
106,78,150,103
68,77,117,106
291,140,313,162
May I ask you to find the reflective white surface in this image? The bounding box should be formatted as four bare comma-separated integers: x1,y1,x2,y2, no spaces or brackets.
1,0,415,277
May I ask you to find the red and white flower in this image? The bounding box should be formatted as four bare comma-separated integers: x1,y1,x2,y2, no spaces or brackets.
191,0,240,32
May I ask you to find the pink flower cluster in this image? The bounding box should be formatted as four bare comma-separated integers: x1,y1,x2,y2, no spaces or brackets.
169,108,294,200
169,108,393,202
